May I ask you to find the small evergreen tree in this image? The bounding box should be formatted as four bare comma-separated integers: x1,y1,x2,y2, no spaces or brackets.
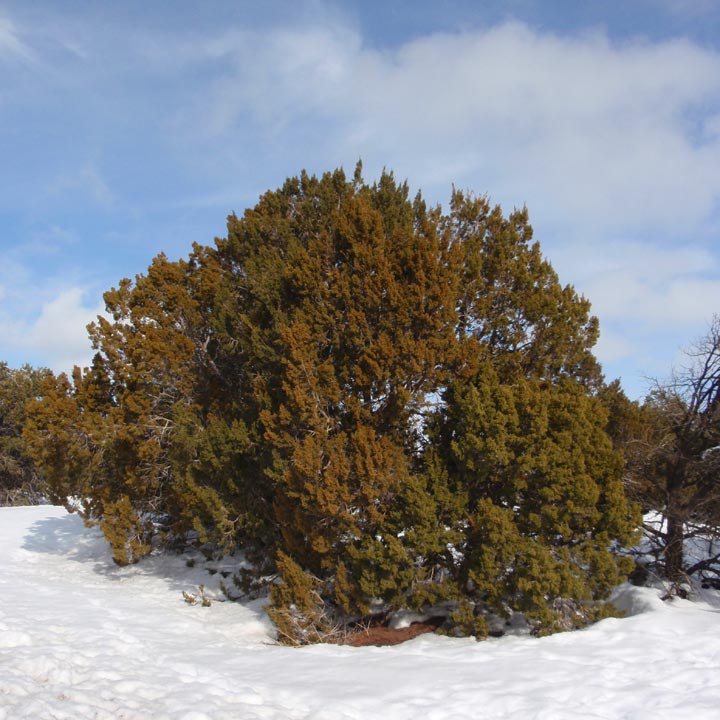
428,367,637,632
25,246,261,563
426,189,637,633
0,363,53,505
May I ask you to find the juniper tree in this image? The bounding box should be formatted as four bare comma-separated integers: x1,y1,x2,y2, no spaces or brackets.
221,167,463,635
24,246,261,564
427,190,638,633
428,366,637,632
0,363,53,505
24,165,638,641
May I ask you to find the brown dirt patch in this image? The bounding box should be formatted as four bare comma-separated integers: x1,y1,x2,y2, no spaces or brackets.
342,620,441,647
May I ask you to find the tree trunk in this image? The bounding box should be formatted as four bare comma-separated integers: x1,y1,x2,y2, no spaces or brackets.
664,505,685,584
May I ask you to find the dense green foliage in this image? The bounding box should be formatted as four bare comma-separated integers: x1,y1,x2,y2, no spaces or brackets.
24,165,640,641
429,370,635,630
0,363,52,505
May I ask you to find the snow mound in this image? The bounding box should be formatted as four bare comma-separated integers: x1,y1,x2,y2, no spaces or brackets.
611,583,668,616
1,505,720,719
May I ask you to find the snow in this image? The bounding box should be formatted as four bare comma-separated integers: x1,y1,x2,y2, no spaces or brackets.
2,506,720,719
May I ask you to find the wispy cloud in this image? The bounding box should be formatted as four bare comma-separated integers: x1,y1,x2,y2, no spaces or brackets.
0,234,102,373
47,162,114,208
565,242,720,328
554,239,720,392
0,14,36,63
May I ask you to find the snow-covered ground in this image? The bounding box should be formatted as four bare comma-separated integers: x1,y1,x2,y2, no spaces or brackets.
1,506,719,719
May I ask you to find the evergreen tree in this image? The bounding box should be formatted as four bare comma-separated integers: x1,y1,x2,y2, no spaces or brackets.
0,363,53,505
428,366,637,632
24,165,639,641
428,190,637,633
220,168,462,638
446,190,601,385
24,245,261,564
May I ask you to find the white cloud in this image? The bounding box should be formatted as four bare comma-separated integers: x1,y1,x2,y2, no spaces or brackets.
1,288,103,374
559,241,720,329
192,24,361,137
0,14,35,63
25,288,101,372
180,21,720,240
593,329,637,364
551,239,720,395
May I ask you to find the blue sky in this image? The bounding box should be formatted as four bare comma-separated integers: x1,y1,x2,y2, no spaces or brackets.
1,0,719,398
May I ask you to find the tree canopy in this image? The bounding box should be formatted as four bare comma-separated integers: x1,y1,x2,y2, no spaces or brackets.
24,165,639,642
0,363,53,505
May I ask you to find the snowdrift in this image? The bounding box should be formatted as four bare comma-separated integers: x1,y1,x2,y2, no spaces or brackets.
1,505,719,719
